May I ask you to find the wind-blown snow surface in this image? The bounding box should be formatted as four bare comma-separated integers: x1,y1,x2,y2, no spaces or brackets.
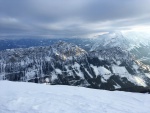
0,81,150,113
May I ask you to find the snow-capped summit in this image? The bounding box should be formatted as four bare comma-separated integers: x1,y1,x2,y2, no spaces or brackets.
91,31,150,51
90,31,128,51
91,31,150,66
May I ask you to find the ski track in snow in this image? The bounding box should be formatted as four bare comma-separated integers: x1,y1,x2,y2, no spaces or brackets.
0,81,150,113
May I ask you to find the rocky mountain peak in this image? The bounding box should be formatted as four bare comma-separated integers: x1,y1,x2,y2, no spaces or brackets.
51,41,87,60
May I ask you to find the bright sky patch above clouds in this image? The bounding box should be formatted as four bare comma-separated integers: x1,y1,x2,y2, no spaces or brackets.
0,0,150,38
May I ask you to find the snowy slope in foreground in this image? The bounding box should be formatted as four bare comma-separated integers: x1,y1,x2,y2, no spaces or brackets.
0,81,150,113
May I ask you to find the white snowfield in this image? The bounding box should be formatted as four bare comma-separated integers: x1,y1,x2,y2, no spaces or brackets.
0,81,150,113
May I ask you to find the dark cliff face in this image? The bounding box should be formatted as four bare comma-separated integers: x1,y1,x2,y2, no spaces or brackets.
0,41,150,91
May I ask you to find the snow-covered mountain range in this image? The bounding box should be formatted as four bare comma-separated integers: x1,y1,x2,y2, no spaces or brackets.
0,41,150,92
91,31,150,65
1,31,150,66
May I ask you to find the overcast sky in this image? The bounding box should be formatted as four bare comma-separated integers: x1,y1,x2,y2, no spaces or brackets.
0,0,150,39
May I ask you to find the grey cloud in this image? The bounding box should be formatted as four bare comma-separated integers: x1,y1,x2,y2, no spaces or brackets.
0,0,150,38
